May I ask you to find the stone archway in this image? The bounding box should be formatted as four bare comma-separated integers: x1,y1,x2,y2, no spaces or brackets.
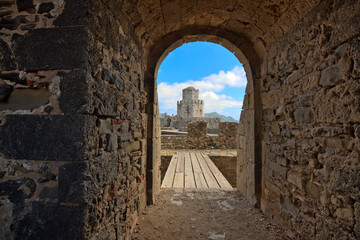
0,0,359,239
144,27,262,206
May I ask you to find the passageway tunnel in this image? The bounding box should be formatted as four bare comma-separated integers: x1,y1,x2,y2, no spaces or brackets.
0,0,359,239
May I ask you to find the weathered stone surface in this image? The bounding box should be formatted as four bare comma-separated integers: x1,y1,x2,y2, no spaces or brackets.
315,152,360,200
356,125,360,145
0,39,16,71
187,121,207,138
313,79,360,123
319,67,343,87
355,202,360,238
106,133,118,151
0,72,25,84
20,23,35,30
0,84,13,101
334,207,354,224
287,171,304,190
0,1,13,8
38,186,58,200
86,152,119,191
125,141,140,154
0,198,14,239
53,1,89,27
99,119,112,134
177,87,204,118
13,27,88,71
293,108,314,123
0,115,97,161
58,70,92,114
0,15,29,30
305,181,321,199
162,121,238,149
16,0,34,13
283,198,299,218
210,156,237,187
87,75,127,117
37,2,54,14
0,178,36,202
58,163,86,204
271,122,281,135
269,161,287,178
311,126,345,137
0,10,12,18
11,202,85,239
350,37,360,79
261,90,279,109
101,68,124,90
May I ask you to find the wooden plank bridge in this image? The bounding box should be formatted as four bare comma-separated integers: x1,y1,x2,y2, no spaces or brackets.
161,151,233,190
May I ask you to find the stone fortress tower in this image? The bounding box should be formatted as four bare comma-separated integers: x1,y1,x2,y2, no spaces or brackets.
161,86,219,133
177,87,204,118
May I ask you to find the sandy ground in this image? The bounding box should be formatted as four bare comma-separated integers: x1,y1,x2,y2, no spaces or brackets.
132,189,286,240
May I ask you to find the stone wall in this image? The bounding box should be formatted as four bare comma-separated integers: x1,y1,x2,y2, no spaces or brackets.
259,1,360,239
209,156,237,188
161,121,238,149
169,117,220,133
0,1,151,239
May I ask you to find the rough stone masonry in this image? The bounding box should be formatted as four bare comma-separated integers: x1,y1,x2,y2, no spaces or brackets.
0,0,359,240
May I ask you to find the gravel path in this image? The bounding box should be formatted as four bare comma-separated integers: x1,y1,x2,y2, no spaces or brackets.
132,189,286,240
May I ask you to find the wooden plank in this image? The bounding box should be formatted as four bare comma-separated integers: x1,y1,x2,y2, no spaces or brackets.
184,152,196,188
194,172,208,188
173,172,184,188
161,153,179,188
176,151,185,173
190,152,202,173
191,152,208,188
195,152,220,189
201,152,233,189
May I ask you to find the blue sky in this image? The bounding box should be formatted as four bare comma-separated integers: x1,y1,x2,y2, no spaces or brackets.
157,42,247,121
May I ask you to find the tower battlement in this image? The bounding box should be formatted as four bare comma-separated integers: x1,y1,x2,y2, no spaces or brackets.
177,87,204,118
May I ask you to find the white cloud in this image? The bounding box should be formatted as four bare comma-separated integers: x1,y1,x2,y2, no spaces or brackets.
200,91,243,113
157,66,246,118
202,66,247,87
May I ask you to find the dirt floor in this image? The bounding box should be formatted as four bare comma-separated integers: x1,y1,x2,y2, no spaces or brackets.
132,189,286,240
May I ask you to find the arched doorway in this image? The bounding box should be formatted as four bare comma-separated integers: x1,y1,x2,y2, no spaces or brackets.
144,27,262,207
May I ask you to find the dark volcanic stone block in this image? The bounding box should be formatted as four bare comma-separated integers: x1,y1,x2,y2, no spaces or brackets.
0,84,14,101
58,162,86,204
38,186,58,200
20,23,36,30
0,115,97,161
12,202,85,239
0,15,29,30
13,27,88,71
0,39,16,71
58,70,92,114
17,0,35,13
0,1,13,8
0,73,25,84
0,10,12,18
0,178,32,202
53,1,88,27
37,2,54,13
